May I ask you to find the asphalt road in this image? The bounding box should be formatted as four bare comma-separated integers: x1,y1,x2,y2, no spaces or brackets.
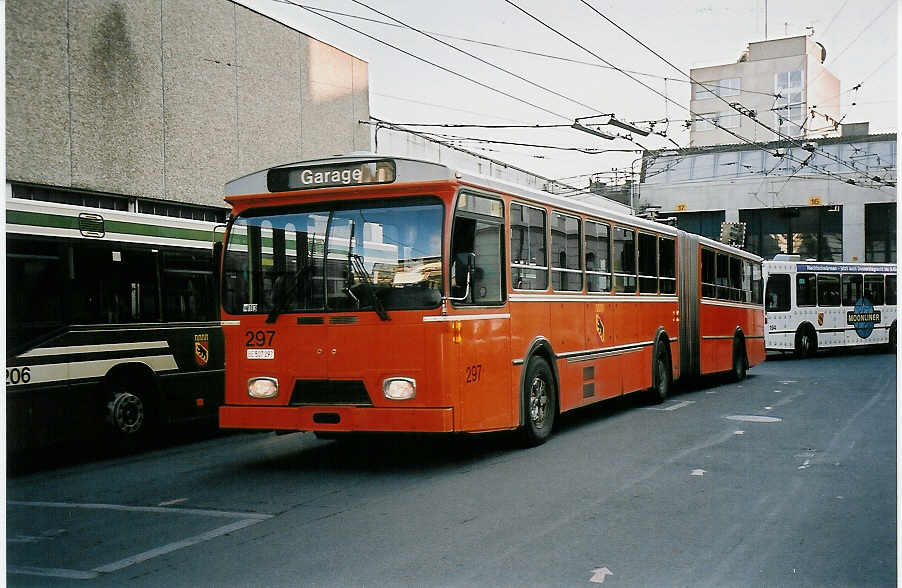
7,350,897,587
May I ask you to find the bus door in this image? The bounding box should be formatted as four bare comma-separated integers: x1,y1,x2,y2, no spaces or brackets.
450,193,511,431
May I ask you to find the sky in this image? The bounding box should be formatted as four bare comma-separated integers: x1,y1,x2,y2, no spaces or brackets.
236,0,898,186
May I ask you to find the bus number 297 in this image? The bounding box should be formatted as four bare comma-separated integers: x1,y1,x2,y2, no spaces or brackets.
465,364,483,384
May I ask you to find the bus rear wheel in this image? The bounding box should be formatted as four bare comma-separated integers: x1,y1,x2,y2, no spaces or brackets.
105,378,156,440
519,357,555,447
732,338,748,381
648,343,672,404
794,326,817,358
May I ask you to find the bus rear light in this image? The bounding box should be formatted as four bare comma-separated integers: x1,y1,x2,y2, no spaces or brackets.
248,377,279,399
383,378,416,400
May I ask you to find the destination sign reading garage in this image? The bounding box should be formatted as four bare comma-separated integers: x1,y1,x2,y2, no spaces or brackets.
267,160,396,192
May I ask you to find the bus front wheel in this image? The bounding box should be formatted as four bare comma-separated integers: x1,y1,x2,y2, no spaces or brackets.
794,326,817,358
519,357,556,447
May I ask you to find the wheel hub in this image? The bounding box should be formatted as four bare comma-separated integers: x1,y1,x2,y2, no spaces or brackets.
108,392,144,434
529,377,547,428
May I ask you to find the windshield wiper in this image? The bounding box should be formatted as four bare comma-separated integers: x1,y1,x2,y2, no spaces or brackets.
349,253,390,321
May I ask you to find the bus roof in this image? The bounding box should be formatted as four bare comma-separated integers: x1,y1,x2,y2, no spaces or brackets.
224,153,762,260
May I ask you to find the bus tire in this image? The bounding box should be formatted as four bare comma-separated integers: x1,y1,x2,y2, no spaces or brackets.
794,325,817,358
105,375,156,440
888,322,897,353
732,337,748,381
648,342,672,404
519,357,556,447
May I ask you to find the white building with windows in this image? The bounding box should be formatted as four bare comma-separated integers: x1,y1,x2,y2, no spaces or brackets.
639,35,895,265
690,35,840,147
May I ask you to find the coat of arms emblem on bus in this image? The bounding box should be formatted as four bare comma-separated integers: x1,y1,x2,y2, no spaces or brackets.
194,333,210,366
817,312,824,326
595,314,605,342
847,298,881,339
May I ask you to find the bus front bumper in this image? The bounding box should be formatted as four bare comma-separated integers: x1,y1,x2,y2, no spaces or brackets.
219,405,455,433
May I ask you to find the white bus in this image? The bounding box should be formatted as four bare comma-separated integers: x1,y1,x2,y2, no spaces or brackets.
763,255,897,356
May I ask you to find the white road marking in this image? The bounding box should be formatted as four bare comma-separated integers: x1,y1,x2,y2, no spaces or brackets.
691,469,707,476
645,400,695,412
734,430,745,435
724,415,782,423
7,566,99,580
93,519,264,573
7,501,274,579
589,567,613,584
8,500,271,520
158,498,188,506
779,380,799,384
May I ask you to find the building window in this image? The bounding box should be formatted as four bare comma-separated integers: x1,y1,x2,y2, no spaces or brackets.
718,112,740,128
667,210,725,241
774,70,804,137
865,202,896,262
694,114,716,132
719,78,740,97
694,78,740,99
740,206,842,261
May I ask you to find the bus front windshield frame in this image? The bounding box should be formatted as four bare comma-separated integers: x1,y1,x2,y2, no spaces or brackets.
221,197,444,317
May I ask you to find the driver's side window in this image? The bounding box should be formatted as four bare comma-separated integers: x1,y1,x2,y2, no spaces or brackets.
450,193,505,305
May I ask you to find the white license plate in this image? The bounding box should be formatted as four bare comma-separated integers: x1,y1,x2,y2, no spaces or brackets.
246,349,275,360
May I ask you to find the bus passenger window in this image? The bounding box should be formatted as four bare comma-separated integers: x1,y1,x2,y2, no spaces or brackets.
841,274,862,306
612,227,636,293
886,275,896,305
765,274,790,312
729,256,742,301
796,273,816,307
585,221,611,293
511,203,548,290
864,275,884,306
701,248,716,298
551,212,582,292
818,274,841,307
638,233,658,294
659,237,676,294
716,253,730,300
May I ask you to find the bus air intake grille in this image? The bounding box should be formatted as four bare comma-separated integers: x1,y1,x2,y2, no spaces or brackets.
290,380,372,406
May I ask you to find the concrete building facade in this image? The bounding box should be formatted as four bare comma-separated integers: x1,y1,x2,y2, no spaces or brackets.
6,0,371,215
639,129,896,263
689,35,840,148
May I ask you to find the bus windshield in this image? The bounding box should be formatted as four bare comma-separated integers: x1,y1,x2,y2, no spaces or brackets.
222,197,444,316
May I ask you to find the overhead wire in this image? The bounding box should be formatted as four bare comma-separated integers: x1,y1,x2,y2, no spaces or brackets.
273,2,780,97
273,0,577,122
569,0,893,190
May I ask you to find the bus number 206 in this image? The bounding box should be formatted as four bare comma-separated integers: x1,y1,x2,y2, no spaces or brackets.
7,367,32,385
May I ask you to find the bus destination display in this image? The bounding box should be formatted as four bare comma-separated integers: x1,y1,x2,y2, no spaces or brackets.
267,160,396,192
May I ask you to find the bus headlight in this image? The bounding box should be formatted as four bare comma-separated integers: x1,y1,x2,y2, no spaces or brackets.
383,377,416,400
248,377,278,399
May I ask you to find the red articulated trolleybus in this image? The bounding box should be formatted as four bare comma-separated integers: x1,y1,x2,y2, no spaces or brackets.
218,155,765,445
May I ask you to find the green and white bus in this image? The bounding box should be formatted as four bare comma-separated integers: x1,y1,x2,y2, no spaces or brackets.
6,187,226,453
763,255,897,356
